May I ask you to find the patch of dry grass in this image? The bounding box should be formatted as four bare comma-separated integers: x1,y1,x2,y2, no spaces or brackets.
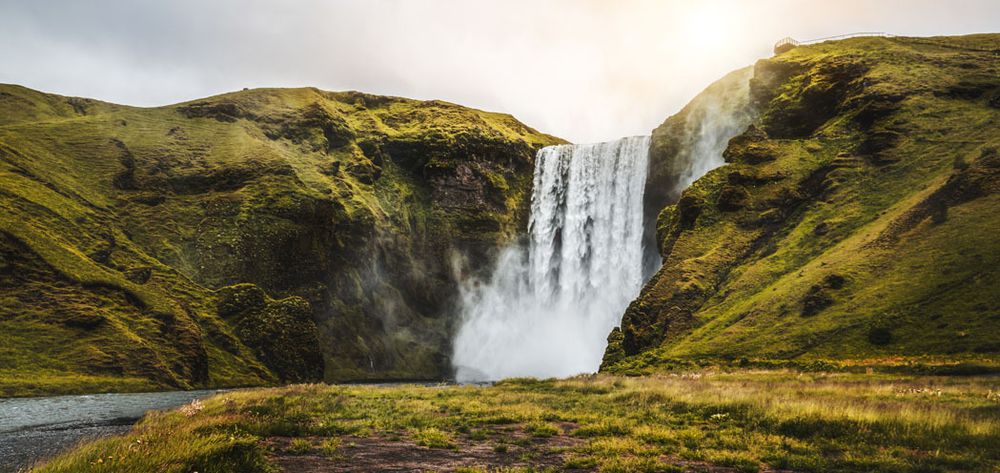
33,370,1000,472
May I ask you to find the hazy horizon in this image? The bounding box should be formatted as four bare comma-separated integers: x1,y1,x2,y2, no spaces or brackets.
2,0,999,142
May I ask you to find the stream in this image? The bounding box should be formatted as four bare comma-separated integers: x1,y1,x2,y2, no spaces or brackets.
0,389,225,472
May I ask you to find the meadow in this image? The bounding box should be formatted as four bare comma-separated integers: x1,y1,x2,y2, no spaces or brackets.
33,369,1000,472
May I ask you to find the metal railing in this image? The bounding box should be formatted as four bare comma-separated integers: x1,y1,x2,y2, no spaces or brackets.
800,32,892,44
774,32,892,53
774,32,999,56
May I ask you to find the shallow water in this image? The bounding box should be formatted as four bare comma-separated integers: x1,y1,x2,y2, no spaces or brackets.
0,389,224,472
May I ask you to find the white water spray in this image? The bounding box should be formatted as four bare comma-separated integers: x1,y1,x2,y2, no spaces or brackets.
665,68,756,193
452,70,754,382
453,136,650,381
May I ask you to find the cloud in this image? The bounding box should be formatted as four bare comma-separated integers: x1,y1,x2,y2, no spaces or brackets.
1,0,998,142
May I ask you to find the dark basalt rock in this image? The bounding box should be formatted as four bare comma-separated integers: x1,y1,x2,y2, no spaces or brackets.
675,194,703,228
755,58,869,138
724,126,776,164
124,267,152,284
344,160,382,184
217,284,324,383
59,311,106,329
800,273,848,317
812,221,831,235
726,169,786,187
717,185,750,211
600,327,626,369
171,162,296,194
824,273,847,290
111,139,138,191
749,59,804,110
800,285,834,317
178,101,250,122
989,92,1000,109
851,94,904,129
857,130,901,164
263,102,356,152
117,152,296,195
935,79,999,100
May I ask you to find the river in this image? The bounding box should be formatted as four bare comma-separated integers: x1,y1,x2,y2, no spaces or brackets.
0,389,225,472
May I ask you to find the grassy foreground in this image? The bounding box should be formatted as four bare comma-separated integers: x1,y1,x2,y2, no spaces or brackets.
34,370,999,472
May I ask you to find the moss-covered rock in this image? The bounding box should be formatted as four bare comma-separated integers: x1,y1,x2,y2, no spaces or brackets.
216,284,322,383
607,34,1000,372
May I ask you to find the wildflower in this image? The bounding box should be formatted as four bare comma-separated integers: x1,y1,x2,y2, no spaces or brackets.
181,399,205,417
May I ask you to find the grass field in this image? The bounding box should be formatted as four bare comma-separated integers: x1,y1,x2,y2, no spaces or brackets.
33,370,1000,472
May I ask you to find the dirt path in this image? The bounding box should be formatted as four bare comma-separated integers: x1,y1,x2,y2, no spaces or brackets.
266,424,581,472
263,426,783,472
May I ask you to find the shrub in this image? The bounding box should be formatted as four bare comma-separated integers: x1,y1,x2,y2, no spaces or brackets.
598,456,683,473
320,438,341,459
286,438,312,455
413,427,455,449
525,421,560,438
564,456,599,469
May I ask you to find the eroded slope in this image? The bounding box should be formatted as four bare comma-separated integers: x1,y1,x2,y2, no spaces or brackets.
605,35,1000,372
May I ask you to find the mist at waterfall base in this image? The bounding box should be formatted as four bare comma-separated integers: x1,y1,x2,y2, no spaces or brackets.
452,137,649,381
452,73,754,382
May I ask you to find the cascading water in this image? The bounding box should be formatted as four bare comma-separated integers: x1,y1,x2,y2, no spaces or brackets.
453,136,650,381
452,70,754,382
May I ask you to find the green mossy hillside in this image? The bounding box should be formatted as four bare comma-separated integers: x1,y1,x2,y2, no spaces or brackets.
0,84,562,395
606,34,1000,373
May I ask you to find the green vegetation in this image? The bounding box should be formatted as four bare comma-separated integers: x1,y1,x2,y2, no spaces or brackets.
0,84,562,396
610,34,1000,372
413,427,457,448
34,371,1000,472
285,438,313,455
8,33,1000,472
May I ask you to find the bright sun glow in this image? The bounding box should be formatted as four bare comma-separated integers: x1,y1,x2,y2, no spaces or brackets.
679,3,742,52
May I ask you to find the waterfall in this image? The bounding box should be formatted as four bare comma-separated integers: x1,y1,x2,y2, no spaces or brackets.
453,136,650,381
452,70,753,382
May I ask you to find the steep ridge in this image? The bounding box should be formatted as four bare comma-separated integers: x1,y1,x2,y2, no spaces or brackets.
640,67,755,276
0,85,561,395
604,34,1000,372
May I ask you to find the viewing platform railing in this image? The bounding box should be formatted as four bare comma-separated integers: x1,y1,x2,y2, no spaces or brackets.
774,32,892,54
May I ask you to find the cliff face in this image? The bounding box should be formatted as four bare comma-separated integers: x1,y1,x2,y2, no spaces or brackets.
0,85,561,395
639,67,755,276
605,34,1000,371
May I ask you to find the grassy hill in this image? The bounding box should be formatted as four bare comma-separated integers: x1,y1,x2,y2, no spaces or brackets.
604,34,1000,373
0,85,561,396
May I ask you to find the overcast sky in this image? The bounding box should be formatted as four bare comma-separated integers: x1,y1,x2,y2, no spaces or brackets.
1,0,998,142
